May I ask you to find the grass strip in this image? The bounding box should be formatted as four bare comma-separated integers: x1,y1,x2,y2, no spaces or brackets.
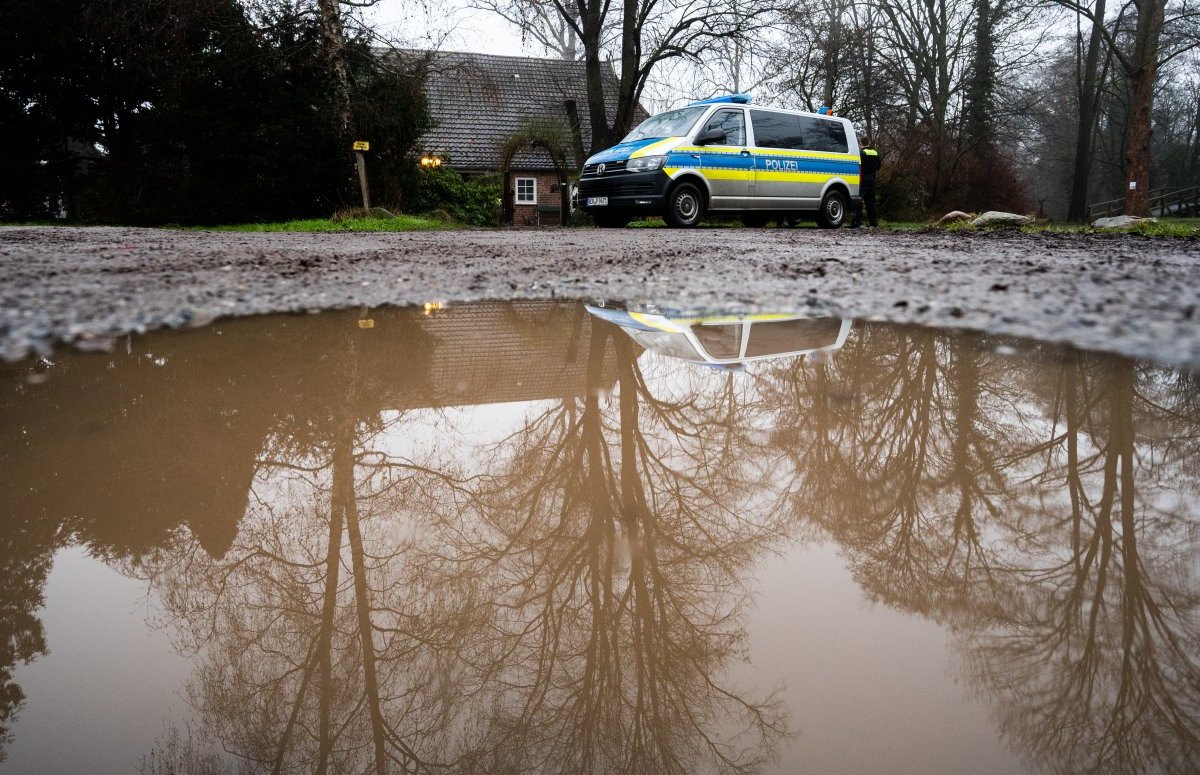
202,215,452,232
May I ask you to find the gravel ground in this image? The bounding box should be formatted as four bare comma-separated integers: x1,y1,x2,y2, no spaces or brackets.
2,225,1199,367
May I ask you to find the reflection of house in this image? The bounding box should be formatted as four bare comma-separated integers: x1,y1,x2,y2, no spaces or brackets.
0,302,626,561
410,51,648,227
415,301,622,405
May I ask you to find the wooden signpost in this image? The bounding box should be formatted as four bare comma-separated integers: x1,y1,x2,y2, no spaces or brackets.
353,140,371,210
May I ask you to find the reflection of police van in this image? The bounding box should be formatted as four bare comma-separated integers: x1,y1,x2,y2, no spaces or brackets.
577,95,861,229
586,304,852,366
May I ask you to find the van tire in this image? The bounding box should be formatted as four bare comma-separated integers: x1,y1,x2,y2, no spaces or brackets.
816,189,848,229
594,212,631,228
664,182,705,228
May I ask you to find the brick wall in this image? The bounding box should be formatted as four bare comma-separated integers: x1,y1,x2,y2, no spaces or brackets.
510,171,564,227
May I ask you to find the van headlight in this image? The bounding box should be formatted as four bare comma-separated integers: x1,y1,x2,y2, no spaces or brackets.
626,155,666,171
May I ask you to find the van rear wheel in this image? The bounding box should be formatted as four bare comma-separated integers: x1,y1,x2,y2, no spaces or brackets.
664,182,705,228
816,189,848,229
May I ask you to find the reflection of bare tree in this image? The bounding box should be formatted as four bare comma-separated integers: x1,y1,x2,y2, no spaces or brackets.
770,323,1200,774
151,416,489,773
12,302,1199,774
130,307,786,774
0,519,56,761
468,324,788,774
964,354,1200,774
145,311,1196,774
816,327,953,606
771,325,1021,616
139,322,500,773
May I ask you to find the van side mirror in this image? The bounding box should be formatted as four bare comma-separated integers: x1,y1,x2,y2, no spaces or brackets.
694,128,727,145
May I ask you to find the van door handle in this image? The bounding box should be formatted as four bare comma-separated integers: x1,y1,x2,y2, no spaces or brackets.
690,154,701,160
740,149,752,156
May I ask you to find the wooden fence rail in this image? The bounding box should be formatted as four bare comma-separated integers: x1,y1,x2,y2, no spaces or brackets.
1087,185,1200,220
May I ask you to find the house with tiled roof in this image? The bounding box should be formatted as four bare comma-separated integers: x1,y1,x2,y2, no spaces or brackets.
399,50,647,226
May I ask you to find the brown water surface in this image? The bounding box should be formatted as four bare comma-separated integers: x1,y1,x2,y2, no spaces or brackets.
1,301,1198,774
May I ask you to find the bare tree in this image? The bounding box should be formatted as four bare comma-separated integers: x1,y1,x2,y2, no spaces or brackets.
1049,0,1200,216
1124,0,1171,214
1066,0,1119,220
468,0,585,58
496,0,778,150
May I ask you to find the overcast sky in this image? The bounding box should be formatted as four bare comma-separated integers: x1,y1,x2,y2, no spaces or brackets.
365,0,534,58
361,0,695,112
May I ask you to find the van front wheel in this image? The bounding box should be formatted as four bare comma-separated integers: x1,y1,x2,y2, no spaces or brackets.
816,190,848,229
664,182,705,228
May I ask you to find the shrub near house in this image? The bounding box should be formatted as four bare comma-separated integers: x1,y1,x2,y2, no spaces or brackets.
408,168,501,226
402,49,646,227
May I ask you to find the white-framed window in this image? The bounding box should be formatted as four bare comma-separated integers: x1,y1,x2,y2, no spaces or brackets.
515,177,537,205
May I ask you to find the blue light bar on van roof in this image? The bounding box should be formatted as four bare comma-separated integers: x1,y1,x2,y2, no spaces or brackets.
688,94,752,106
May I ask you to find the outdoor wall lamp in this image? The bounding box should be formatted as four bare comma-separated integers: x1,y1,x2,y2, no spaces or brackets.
419,153,444,168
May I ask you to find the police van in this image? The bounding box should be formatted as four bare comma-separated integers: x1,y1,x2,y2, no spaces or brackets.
577,95,861,229
585,303,852,366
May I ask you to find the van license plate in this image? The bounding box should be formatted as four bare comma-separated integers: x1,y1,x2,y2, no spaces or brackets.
587,197,609,207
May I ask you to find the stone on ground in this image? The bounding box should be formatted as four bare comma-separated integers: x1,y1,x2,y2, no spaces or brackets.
937,210,973,226
971,211,1033,227
1092,215,1156,229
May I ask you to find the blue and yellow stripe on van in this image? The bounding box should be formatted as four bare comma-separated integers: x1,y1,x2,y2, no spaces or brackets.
629,138,680,158
653,312,799,326
584,305,800,333
757,155,860,185
660,146,860,186
663,146,753,182
587,137,683,164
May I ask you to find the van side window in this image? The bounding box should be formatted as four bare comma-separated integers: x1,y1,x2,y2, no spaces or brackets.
745,318,843,357
692,324,742,359
797,117,849,154
700,109,746,146
749,110,803,149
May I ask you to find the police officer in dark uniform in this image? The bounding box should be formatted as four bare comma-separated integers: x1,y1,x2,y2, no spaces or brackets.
852,136,881,228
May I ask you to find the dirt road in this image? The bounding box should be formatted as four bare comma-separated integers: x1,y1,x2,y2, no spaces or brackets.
2,225,1199,366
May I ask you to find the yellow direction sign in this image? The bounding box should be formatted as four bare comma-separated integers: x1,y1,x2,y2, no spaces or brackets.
353,141,370,152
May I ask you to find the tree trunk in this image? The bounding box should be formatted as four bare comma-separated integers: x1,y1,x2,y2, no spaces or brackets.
1067,0,1108,222
864,4,876,137
1123,0,1167,216
611,0,642,142
315,422,350,775
582,44,609,152
317,0,356,192
578,0,610,154
965,0,994,151
565,99,587,172
1188,86,1200,180
342,442,389,774
823,3,841,108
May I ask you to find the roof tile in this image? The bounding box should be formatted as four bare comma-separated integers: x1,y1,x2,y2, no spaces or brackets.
392,50,647,171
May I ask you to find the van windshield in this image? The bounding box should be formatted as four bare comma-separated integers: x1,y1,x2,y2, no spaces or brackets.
622,106,707,142
622,329,705,362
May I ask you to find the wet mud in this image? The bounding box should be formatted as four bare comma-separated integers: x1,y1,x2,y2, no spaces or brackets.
2,225,1199,365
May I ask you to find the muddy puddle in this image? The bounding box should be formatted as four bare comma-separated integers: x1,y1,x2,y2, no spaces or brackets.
2,300,1199,774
